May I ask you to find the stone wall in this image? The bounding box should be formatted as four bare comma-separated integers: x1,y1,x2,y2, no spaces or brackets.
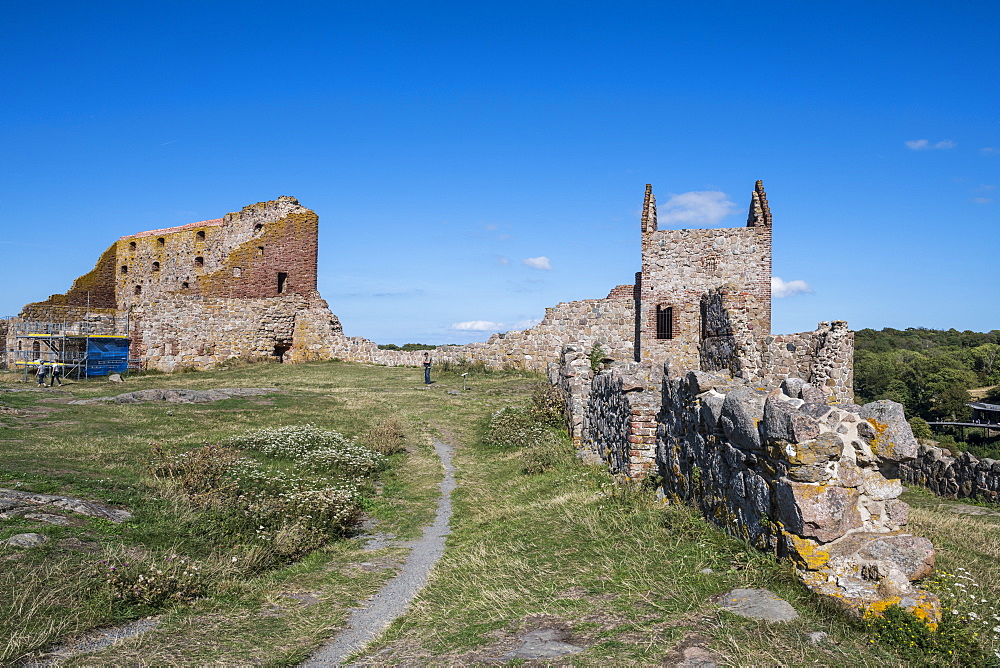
331,295,635,372
555,349,939,620
901,445,1000,503
12,197,343,372
128,293,342,371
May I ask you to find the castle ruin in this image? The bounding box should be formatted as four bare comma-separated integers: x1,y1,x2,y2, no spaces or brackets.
6,197,345,372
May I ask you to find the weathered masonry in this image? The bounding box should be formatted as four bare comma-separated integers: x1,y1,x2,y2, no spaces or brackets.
333,181,853,406
8,197,345,371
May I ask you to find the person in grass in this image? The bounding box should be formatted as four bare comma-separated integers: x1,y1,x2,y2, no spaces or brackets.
49,363,63,387
35,360,48,387
423,351,432,385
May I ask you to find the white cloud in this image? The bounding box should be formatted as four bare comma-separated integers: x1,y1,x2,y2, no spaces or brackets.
905,139,956,150
522,256,552,270
659,191,737,227
510,318,542,330
973,197,993,205
772,277,813,298
497,256,510,265
450,320,504,331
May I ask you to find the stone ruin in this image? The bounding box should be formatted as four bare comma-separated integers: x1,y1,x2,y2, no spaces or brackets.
6,197,345,371
5,182,941,621
552,352,939,621
9,181,852,397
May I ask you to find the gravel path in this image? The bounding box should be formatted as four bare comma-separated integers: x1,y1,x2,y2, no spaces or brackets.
303,437,457,666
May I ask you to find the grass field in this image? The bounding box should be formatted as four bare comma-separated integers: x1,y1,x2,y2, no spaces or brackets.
1,360,997,665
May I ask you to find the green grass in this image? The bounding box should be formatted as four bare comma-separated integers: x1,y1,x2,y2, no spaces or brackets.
0,361,531,664
2,362,998,665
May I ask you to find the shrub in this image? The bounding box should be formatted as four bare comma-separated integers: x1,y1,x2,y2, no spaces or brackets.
589,342,607,373
359,418,408,456
228,424,386,476
90,550,207,610
529,382,566,427
864,603,995,665
520,436,572,474
148,443,242,505
909,416,934,440
482,407,552,448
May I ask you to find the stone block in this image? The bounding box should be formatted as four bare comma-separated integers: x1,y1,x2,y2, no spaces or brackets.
720,387,769,451
859,400,918,464
776,480,863,543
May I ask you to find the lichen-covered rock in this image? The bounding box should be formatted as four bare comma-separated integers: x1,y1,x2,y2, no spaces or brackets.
859,400,918,464
777,480,862,542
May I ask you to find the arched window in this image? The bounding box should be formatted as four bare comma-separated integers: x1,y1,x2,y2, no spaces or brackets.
196,230,205,241
120,265,128,274
157,237,165,246
152,261,160,272
194,256,204,267
129,241,136,250
134,285,142,296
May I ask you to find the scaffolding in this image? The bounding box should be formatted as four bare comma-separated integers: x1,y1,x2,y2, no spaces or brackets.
3,315,131,381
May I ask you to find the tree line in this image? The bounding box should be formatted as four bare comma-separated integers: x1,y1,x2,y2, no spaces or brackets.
854,327,1000,423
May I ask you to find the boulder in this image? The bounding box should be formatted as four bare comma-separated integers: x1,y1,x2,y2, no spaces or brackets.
859,400,918,464
2,532,48,548
761,396,821,444
720,388,769,451
776,480,863,543
715,588,799,622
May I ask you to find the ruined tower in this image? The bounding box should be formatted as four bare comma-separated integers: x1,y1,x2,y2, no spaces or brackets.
635,180,773,369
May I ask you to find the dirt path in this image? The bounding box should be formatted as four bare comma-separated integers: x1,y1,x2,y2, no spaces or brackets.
303,437,457,666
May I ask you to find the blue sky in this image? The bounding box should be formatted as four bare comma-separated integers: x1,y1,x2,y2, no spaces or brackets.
2,1,996,344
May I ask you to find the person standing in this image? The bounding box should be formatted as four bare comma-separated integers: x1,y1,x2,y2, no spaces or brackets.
423,351,432,385
49,363,63,387
35,360,48,387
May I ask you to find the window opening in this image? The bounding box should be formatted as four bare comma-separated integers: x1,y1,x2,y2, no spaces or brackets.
120,265,128,274
152,261,160,272
194,256,204,267
656,305,674,340
233,267,242,277
134,285,142,296
129,241,136,251
196,230,205,241
254,224,263,234
181,282,189,289
277,272,288,294
257,246,264,257
157,237,165,246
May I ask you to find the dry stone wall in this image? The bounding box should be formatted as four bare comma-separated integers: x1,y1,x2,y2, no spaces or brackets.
555,348,939,621
900,445,1000,503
